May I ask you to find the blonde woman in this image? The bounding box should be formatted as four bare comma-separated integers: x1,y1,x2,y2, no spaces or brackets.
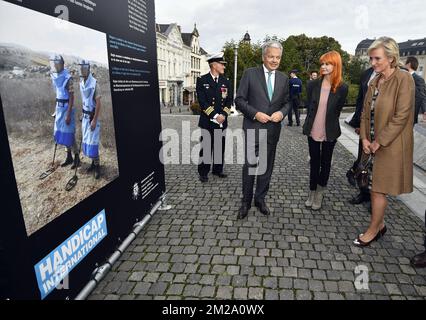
354,37,415,247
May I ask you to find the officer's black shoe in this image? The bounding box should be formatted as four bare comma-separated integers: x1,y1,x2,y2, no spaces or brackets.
237,203,251,220
61,152,73,167
199,175,208,183
254,200,270,216
296,123,301,127
411,251,426,268
71,154,81,170
94,165,101,180
86,161,95,173
288,123,293,127
346,168,357,187
349,192,371,205
212,172,228,178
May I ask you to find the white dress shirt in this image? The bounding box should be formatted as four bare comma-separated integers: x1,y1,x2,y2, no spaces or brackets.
210,72,219,83
367,71,378,86
263,65,275,91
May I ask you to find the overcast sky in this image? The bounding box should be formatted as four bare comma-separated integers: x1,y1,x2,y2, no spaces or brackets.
155,0,426,55
0,1,108,65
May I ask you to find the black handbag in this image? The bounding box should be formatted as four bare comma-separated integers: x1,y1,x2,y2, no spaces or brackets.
355,153,374,190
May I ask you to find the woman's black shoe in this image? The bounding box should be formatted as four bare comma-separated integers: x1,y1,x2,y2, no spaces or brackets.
353,226,387,247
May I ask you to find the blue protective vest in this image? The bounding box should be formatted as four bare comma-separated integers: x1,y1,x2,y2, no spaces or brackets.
80,74,97,112
51,69,72,100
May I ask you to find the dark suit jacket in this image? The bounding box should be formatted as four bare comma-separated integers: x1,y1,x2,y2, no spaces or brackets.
349,67,374,128
196,73,233,129
303,78,349,141
235,67,290,144
413,73,426,116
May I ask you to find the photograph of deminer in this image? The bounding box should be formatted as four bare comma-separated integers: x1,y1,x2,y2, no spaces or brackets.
0,1,119,236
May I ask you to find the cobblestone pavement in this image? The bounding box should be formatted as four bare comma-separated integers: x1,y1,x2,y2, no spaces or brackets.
90,115,426,300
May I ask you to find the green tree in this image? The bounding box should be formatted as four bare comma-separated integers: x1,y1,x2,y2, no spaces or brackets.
347,56,369,85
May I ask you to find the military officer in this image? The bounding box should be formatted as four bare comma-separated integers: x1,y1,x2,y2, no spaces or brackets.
78,60,102,180
196,52,233,183
49,54,79,169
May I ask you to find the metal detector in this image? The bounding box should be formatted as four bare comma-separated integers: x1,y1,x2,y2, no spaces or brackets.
39,144,58,180
65,137,82,192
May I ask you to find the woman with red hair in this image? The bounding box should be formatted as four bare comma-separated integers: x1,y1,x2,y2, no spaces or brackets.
303,51,348,210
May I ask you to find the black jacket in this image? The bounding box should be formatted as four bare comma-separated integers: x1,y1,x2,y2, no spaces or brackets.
349,68,375,128
235,67,290,144
303,78,349,141
413,72,426,116
196,73,233,129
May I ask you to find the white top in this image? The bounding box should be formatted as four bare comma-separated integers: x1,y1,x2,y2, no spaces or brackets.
210,72,219,82
263,65,275,91
368,71,378,86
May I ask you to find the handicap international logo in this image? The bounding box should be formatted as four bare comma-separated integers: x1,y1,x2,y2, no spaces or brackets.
34,210,108,299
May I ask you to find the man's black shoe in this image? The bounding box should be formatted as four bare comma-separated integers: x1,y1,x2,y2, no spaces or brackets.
349,192,371,205
255,200,270,216
199,176,209,183
237,203,251,220
213,172,228,178
411,251,426,268
346,168,357,187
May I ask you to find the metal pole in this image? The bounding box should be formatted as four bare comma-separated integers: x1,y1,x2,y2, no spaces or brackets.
231,44,239,116
74,194,169,300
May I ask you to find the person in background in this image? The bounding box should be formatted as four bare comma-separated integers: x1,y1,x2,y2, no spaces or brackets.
306,71,319,110
405,57,426,125
303,51,348,211
411,214,426,268
288,70,303,127
354,37,415,247
346,67,376,205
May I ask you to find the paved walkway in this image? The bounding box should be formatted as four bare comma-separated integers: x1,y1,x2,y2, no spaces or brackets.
89,115,426,300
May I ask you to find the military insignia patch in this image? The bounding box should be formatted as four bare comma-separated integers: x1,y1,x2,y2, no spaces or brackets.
221,87,228,99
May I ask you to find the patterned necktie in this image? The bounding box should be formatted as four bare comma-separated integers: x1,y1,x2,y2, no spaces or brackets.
267,71,274,101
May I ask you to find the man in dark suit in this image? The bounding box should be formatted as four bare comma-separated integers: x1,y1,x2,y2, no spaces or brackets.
411,215,426,268
346,67,376,205
235,41,290,219
196,52,233,183
405,57,426,125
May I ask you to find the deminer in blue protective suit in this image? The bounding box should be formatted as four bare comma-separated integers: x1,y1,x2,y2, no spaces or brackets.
78,60,102,180
50,54,80,169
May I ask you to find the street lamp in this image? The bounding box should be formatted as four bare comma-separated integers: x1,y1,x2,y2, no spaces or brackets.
231,44,240,116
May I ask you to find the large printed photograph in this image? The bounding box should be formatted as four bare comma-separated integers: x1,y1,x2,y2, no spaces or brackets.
0,1,119,236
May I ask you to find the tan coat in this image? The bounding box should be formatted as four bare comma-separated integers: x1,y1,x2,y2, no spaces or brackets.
360,68,415,196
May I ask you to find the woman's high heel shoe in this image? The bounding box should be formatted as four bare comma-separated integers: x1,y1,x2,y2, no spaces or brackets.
353,225,387,248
